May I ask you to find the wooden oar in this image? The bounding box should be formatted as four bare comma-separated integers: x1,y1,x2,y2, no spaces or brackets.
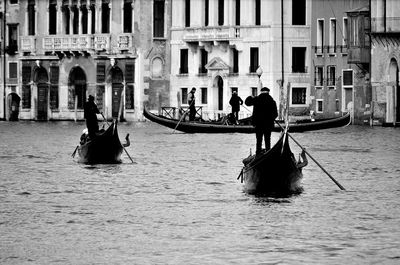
274,121,346,190
172,100,194,133
71,145,79,158
100,112,109,126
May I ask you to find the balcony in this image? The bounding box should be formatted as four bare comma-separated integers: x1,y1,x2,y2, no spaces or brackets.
42,34,111,53
183,27,241,43
117,34,134,51
20,36,36,53
347,46,370,64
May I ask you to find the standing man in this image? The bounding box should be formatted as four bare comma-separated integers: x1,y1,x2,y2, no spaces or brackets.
246,87,278,155
229,91,243,124
84,95,101,139
187,87,196,121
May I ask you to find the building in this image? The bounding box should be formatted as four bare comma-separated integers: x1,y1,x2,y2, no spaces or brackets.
1,0,170,121
169,0,312,120
370,0,400,126
310,0,369,123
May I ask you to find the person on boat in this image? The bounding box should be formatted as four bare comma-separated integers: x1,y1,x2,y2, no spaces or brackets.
187,87,196,121
84,95,101,139
247,87,278,155
229,91,243,124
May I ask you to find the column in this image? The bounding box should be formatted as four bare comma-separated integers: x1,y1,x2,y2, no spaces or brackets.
223,0,229,26
88,7,92,34
57,5,62,34
131,2,135,33
69,7,73,35
79,4,83,35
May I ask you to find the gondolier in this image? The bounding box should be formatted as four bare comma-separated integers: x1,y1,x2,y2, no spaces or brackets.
84,95,101,139
246,87,278,155
229,91,243,124
187,87,196,121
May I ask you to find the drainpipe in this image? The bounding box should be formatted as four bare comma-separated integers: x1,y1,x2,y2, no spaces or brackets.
2,2,6,120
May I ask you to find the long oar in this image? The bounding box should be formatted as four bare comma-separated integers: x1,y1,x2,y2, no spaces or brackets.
274,121,346,190
71,145,79,157
100,112,109,126
172,101,194,133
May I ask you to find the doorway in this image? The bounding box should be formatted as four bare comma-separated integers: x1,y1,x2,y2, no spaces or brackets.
389,58,400,123
213,75,223,111
8,93,20,121
110,67,124,119
35,67,49,120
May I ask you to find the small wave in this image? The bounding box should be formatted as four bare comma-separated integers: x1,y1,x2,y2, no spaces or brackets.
16,191,31,195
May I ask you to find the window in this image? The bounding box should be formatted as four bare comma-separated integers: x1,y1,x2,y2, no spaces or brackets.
255,0,260,25
49,0,57,34
22,85,31,108
218,0,224,26
315,66,323,87
250,47,259,73
232,48,239,73
185,0,190,27
9,62,18,79
81,2,88,34
96,85,105,111
63,3,70,34
343,18,348,45
153,0,164,37
251,87,257,97
97,63,106,83
335,99,340,112
28,0,35,36
90,3,96,34
329,19,336,53
292,0,306,25
317,19,324,53
292,87,306,105
8,24,18,49
126,61,135,82
316,99,323,112
181,88,188,104
199,49,208,74
72,5,79,34
126,85,134,109
102,0,110,33
123,0,133,33
292,47,306,73
205,0,209,26
343,70,353,87
201,87,207,104
50,65,59,110
235,0,240,26
180,49,188,74
327,66,336,87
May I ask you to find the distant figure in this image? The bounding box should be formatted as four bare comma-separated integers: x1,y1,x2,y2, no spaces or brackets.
187,87,196,121
84,95,100,139
229,91,243,124
246,87,278,155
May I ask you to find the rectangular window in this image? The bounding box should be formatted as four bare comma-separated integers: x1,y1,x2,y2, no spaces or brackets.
49,1,57,34
218,0,224,26
292,0,306,25
181,88,188,104
199,49,208,74
343,18,348,45
292,47,306,73
96,85,105,111
315,66,323,87
8,24,18,49
101,1,110,33
335,99,340,112
153,0,164,37
97,63,106,83
250,47,259,73
316,99,323,112
201,87,207,104
233,48,239,73
91,4,96,34
9,62,17,79
50,85,59,110
235,0,240,26
72,6,79,34
327,65,336,86
124,0,133,33
205,0,209,26
185,0,190,27
22,85,31,109
251,87,257,97
343,70,353,86
50,65,59,84
317,19,324,53
126,84,134,109
292,87,306,105
28,0,35,36
329,19,336,53
81,3,88,34
180,49,188,74
126,62,135,83
22,65,31,83
255,0,260,25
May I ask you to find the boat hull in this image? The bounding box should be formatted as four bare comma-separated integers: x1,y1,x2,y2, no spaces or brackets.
78,122,123,164
241,133,303,195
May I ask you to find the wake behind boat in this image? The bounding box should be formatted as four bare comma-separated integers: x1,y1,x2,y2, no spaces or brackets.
143,106,351,133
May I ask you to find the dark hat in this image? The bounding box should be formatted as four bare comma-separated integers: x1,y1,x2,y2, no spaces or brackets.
88,95,95,100
261,87,270,92
245,96,254,106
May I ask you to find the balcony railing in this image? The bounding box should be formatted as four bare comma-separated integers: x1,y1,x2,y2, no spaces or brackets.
20,36,36,53
183,27,241,42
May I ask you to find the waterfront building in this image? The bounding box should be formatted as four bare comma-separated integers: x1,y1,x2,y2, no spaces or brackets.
310,0,369,123
370,0,400,126
169,0,311,120
0,0,170,121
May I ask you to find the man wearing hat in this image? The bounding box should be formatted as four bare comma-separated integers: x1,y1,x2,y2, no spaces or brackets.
187,87,196,121
84,95,101,139
247,87,278,154
229,91,243,124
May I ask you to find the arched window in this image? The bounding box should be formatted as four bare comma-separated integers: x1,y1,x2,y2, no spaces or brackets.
68,67,87,109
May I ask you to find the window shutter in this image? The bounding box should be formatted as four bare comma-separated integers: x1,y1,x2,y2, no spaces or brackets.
125,63,135,83
97,64,106,83
22,65,31,84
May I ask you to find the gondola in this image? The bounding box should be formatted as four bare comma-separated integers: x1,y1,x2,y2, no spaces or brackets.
143,106,351,133
76,121,126,164
238,128,308,195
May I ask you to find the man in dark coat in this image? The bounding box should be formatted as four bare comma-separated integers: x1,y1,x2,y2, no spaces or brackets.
248,87,278,154
84,95,100,139
187,87,196,121
229,91,243,124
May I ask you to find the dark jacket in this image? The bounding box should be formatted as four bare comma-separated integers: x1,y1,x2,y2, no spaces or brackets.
252,93,278,129
84,100,100,121
229,94,243,112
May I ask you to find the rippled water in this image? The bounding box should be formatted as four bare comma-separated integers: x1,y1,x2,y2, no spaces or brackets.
1,120,400,264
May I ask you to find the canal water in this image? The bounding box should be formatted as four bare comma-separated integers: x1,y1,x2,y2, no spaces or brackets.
0,120,399,264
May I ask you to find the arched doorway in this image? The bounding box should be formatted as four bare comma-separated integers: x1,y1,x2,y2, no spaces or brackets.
7,93,20,121
213,75,224,111
389,58,400,123
110,67,124,119
69,67,87,110
34,67,49,120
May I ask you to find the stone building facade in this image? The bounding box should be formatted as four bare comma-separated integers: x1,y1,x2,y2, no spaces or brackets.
1,0,170,121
